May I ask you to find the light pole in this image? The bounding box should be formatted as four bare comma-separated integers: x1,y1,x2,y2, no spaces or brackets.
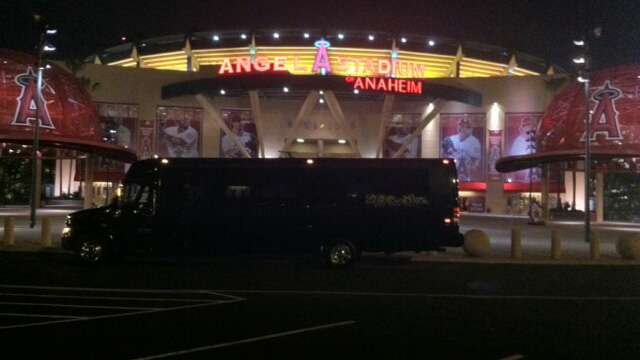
580,70,591,243
29,14,55,228
573,27,601,243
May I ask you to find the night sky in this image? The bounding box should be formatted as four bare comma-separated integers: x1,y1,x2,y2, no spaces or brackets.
1,0,639,71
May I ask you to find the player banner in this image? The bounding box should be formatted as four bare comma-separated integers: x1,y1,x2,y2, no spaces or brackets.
96,103,138,151
383,113,422,158
505,113,543,183
440,113,486,182
137,120,155,160
157,106,203,158
220,109,258,158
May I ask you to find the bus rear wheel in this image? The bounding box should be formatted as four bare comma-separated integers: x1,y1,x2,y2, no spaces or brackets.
326,240,356,267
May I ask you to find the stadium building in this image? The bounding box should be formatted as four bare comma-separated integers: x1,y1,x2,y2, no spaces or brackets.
2,29,639,221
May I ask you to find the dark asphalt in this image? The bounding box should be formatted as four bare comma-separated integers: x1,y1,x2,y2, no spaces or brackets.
1,252,640,359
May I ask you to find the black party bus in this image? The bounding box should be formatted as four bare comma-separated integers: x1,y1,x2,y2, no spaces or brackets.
62,157,463,267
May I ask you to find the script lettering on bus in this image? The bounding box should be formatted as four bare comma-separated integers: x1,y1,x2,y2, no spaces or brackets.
365,194,429,207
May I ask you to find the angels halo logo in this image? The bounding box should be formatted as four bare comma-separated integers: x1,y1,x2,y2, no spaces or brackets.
11,67,55,129
582,80,622,141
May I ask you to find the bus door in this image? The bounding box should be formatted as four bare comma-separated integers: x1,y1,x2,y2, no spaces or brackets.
117,181,155,252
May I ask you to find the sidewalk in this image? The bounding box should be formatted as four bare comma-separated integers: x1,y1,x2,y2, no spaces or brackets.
1,206,640,265
0,205,78,252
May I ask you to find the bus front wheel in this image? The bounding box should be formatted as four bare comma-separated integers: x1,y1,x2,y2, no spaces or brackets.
326,240,356,267
77,239,107,264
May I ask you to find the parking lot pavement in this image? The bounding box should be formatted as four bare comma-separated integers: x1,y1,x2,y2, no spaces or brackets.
1,205,640,265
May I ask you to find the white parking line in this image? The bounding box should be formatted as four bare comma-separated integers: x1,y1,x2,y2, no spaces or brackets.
210,289,640,301
0,285,246,330
0,285,244,301
0,313,88,319
0,301,156,310
132,320,357,360
0,292,218,303
0,299,244,330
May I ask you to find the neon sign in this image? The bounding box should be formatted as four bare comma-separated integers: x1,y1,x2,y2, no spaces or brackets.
346,76,422,94
218,56,294,74
219,56,426,78
312,39,332,74
218,38,426,78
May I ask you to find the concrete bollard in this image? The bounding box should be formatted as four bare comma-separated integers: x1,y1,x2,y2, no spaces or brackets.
551,229,562,259
463,229,491,257
590,230,601,260
4,217,15,246
511,228,522,259
41,217,52,247
616,234,640,259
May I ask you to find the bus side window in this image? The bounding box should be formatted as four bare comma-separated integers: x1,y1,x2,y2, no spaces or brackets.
138,186,149,204
137,185,155,212
226,186,252,198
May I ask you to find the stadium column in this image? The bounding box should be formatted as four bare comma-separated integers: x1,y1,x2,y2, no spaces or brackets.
83,153,94,209
596,172,604,222
323,91,361,157
282,90,320,152
444,45,464,78
376,95,395,157
248,90,265,158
